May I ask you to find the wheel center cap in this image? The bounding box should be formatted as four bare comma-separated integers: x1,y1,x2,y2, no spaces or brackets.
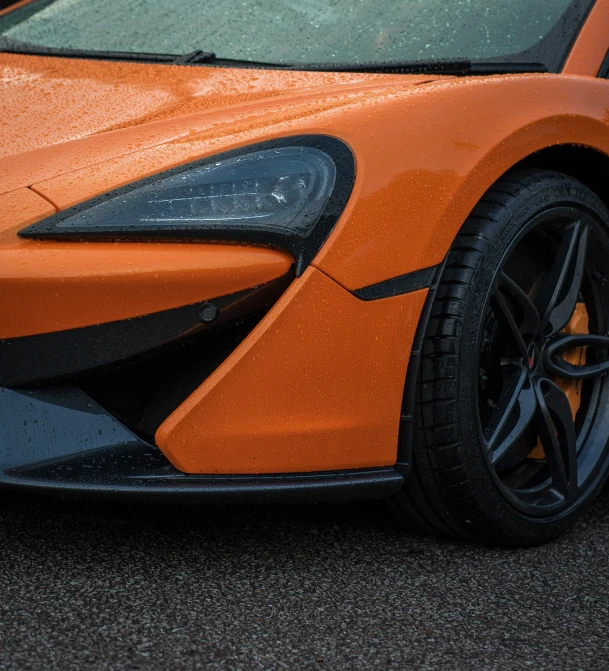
527,343,539,371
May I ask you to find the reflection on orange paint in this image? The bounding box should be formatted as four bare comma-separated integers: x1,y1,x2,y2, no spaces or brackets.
562,0,609,76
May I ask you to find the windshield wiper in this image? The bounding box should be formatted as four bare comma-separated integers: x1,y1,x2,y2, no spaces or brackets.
0,38,548,74
0,36,287,68
302,58,548,75
0,36,216,64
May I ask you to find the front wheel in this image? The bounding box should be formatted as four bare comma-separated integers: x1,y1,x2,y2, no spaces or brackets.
391,169,609,546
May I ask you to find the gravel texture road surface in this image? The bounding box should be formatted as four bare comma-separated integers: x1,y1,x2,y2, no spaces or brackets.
1,487,609,670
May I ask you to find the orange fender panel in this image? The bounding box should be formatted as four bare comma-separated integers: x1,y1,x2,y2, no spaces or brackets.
314,75,609,290
156,267,427,474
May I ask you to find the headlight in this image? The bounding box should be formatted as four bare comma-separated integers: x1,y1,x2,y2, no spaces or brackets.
47,148,335,235
20,136,355,273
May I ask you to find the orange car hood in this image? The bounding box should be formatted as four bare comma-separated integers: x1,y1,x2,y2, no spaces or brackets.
0,53,435,194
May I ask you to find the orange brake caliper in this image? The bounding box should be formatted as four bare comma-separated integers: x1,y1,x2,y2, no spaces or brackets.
556,302,589,418
530,303,589,459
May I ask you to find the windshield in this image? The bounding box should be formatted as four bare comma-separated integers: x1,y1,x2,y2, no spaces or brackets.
0,0,593,71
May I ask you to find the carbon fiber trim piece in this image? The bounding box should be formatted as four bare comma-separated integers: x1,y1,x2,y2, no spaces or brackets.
353,265,438,301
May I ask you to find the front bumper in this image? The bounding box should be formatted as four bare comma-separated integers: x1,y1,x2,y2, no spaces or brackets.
0,189,428,490
0,384,403,501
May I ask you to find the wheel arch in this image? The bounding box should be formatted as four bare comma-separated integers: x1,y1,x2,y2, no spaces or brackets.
405,115,609,287
397,138,609,474
515,144,609,208
317,75,609,291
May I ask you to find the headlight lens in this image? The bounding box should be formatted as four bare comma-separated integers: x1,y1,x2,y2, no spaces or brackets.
20,137,355,273
53,147,336,236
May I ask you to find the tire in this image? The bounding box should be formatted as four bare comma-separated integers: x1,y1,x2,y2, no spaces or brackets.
390,168,609,546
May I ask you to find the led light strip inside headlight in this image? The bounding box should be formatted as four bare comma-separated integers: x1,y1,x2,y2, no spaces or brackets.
21,137,355,273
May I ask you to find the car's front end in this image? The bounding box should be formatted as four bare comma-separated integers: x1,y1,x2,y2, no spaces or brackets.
0,49,435,498
2,0,609,545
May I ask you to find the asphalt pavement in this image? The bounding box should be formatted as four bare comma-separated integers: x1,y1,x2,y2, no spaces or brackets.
1,486,609,670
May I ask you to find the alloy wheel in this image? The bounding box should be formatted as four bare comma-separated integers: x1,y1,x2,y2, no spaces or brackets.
478,209,609,517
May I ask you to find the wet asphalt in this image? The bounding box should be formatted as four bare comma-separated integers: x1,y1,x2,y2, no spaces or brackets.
1,486,609,671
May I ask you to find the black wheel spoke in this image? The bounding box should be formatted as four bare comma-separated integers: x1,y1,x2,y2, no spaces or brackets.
498,272,540,339
535,222,588,337
490,287,529,360
545,334,609,380
484,366,537,464
533,378,578,498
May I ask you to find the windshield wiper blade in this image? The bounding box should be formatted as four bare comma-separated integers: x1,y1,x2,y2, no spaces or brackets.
0,37,290,68
301,58,548,75
0,38,298,69
174,51,289,68
0,36,217,64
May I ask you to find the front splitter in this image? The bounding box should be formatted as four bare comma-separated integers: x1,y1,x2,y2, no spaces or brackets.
0,384,403,502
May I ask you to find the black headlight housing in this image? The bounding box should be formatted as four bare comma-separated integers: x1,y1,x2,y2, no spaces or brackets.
20,135,355,274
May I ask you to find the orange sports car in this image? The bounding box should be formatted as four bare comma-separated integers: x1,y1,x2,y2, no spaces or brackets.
1,0,609,546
